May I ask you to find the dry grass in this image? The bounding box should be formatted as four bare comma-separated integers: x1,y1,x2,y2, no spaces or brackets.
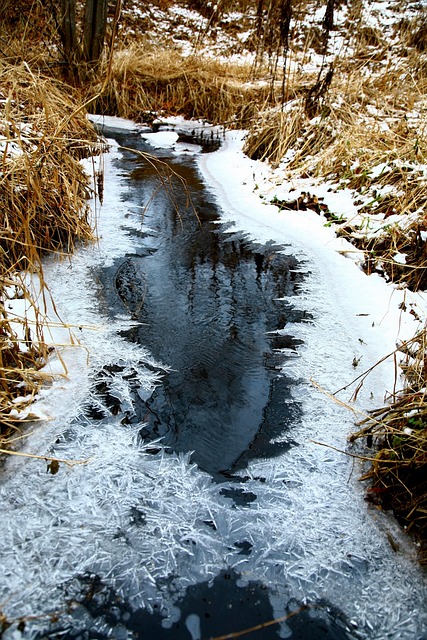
245,65,427,288
0,62,98,250
243,100,328,166
88,44,271,126
0,273,52,436
0,61,100,446
351,328,427,561
0,0,58,69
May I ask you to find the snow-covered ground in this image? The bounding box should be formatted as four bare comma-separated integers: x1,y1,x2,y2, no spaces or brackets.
1,117,427,639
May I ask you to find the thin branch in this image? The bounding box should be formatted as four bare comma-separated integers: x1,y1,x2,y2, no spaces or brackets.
206,606,308,640
0,449,91,466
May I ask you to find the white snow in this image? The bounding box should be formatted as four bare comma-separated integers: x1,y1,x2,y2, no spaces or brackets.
0,123,426,639
141,130,180,148
394,252,407,265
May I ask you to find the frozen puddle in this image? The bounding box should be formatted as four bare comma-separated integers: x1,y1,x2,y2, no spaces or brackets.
0,119,426,639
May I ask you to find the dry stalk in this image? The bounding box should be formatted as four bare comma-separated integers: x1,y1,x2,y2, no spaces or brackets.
350,327,427,561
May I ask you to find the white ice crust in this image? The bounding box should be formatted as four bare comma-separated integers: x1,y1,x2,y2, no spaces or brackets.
141,130,180,148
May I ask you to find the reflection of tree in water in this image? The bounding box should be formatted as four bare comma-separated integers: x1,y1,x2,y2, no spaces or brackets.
116,140,306,476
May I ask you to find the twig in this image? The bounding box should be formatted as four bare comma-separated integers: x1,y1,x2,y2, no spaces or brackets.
206,606,308,640
333,329,426,397
0,449,90,467
309,439,397,463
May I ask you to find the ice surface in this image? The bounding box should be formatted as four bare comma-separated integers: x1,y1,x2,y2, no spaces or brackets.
87,113,143,133
0,128,426,640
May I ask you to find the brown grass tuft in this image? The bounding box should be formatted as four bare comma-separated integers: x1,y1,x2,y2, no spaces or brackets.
0,61,100,444
88,45,270,126
351,328,427,562
243,103,308,166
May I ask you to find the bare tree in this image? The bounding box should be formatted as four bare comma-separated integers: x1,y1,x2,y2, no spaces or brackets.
57,0,108,70
59,0,78,63
83,0,108,63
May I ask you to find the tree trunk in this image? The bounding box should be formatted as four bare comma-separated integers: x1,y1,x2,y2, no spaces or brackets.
59,0,80,63
83,0,108,64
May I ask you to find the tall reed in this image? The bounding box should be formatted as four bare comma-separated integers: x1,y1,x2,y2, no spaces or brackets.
0,61,99,443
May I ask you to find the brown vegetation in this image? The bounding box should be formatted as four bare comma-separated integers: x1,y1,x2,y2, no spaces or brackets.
0,60,99,445
89,45,269,125
350,328,427,562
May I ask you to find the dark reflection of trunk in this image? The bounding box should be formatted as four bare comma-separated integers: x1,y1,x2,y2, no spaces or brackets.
98,130,309,478
48,570,357,640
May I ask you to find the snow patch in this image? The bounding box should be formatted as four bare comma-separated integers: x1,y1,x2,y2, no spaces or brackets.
141,130,179,148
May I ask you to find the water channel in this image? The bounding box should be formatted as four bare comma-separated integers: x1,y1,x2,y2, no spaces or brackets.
100,130,306,479
1,122,426,640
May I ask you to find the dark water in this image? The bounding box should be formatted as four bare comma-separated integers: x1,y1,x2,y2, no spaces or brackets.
47,570,355,640
97,129,308,479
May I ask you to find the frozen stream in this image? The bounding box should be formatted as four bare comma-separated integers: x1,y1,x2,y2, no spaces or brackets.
1,119,427,639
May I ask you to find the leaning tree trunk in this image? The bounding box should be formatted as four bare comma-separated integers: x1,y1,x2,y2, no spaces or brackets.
83,0,108,64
